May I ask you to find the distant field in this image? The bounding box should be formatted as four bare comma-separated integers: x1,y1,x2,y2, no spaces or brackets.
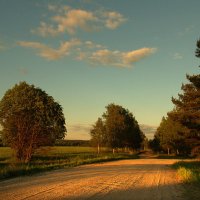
0,146,107,162
35,146,98,155
0,147,13,160
0,146,106,158
0,146,137,180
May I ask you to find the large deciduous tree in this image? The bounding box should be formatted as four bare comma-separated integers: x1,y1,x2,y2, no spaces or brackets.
0,82,66,162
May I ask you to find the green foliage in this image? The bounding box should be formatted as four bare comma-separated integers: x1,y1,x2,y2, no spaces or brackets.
196,39,200,58
170,75,200,136
154,116,189,154
90,117,106,149
91,103,144,150
0,82,66,162
153,39,200,155
148,137,161,153
169,40,200,153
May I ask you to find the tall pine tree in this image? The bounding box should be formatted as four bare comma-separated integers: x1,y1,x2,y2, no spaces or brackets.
169,40,200,153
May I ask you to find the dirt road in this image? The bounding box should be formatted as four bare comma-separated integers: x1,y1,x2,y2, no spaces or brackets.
0,159,186,200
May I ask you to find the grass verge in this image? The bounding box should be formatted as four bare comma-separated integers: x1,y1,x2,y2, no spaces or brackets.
172,160,200,183
0,148,138,180
172,160,200,200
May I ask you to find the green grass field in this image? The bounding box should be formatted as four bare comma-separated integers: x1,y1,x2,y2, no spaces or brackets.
0,146,138,180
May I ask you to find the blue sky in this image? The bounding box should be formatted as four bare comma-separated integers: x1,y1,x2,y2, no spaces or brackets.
0,0,199,139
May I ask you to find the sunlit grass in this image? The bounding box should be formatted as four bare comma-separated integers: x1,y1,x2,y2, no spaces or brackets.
0,146,138,180
173,160,200,183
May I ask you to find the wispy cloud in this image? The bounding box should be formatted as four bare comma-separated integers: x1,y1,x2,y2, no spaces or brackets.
89,47,157,67
19,67,28,75
32,4,127,36
89,49,123,67
178,25,195,36
104,11,127,29
18,39,81,60
122,48,157,65
140,124,157,139
69,123,92,133
173,52,183,60
84,40,105,49
18,38,156,67
23,3,157,67
66,123,92,140
0,41,7,51
32,22,59,37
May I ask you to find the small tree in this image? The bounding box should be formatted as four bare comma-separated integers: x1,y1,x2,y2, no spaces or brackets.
0,82,66,162
90,118,106,154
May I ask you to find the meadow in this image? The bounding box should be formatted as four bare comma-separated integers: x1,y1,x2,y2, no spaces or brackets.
0,146,138,180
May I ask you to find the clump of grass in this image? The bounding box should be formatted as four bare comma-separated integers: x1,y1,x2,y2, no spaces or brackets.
173,161,200,184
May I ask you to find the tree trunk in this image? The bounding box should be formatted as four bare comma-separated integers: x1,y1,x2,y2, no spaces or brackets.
167,147,170,155
112,148,115,154
97,143,100,154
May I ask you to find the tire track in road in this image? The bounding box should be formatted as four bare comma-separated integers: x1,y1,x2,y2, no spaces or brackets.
0,159,186,200
86,172,144,200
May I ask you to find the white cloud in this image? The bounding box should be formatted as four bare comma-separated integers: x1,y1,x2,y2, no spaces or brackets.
76,51,87,61
48,4,71,13
89,47,157,67
173,53,183,60
18,38,156,67
0,41,7,51
122,48,157,65
18,39,81,60
89,49,125,67
85,40,105,49
32,5,126,36
53,9,97,35
104,11,127,29
31,22,59,37
140,124,157,139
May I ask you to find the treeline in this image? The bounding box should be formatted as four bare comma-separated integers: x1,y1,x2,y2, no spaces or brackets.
90,103,145,153
55,139,90,147
149,39,200,156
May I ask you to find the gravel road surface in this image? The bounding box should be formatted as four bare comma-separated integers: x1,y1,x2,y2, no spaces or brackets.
0,159,185,200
